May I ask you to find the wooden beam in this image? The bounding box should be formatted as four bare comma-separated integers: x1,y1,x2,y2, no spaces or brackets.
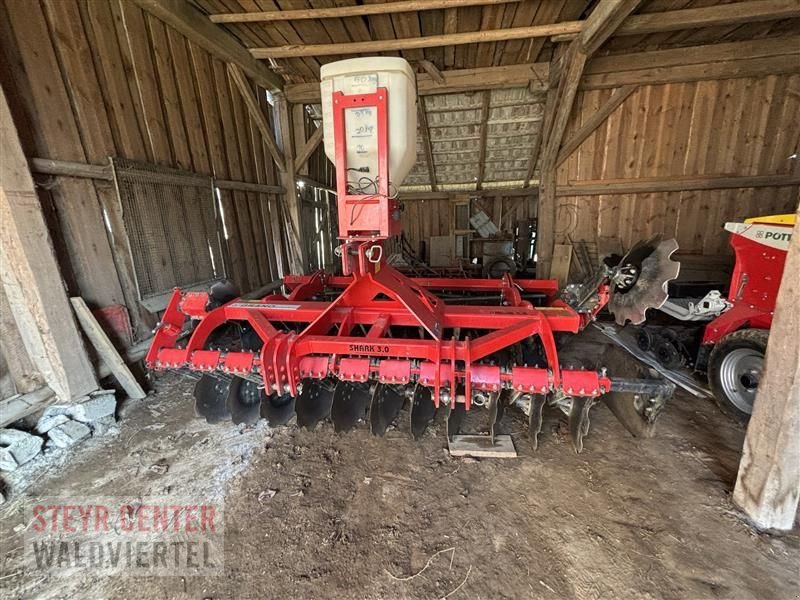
579,0,642,55
546,0,640,163
287,36,800,104
556,84,637,166
251,22,584,59
588,35,800,76
537,0,640,279
417,97,438,192
253,0,799,59
400,188,537,201
733,201,800,531
476,92,491,190
215,179,284,194
128,0,283,91
524,50,561,189
534,48,564,279
210,0,520,23
286,62,550,104
540,42,588,170
70,297,147,401
274,94,307,274
30,158,112,180
582,53,800,90
0,386,56,429
522,128,544,189
418,59,446,85
617,0,800,37
293,126,324,173
0,281,43,395
0,86,97,402
443,7,458,68
554,0,800,43
227,64,286,172
30,157,284,194
555,174,800,196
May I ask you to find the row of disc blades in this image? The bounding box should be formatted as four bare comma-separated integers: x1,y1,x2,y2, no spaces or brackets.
194,374,594,451
194,374,445,439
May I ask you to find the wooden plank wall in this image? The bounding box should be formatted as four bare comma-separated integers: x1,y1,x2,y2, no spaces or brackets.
399,195,536,259
0,0,287,338
556,74,800,257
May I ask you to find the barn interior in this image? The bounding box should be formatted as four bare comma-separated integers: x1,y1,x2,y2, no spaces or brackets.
0,1,798,598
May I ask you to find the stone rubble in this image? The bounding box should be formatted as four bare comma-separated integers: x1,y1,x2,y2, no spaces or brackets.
40,389,117,424
0,428,44,471
46,420,92,448
34,413,70,435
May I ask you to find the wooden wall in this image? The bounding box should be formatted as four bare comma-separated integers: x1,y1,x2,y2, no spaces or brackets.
556,74,800,257
0,0,287,339
399,194,536,261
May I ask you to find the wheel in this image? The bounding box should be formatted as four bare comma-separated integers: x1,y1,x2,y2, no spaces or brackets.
485,256,517,279
654,338,682,369
708,328,769,425
636,328,655,352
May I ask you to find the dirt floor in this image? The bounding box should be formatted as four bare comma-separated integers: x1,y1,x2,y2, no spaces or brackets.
1,368,799,599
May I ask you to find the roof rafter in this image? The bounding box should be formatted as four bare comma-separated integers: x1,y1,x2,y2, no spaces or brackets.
247,0,799,59
416,97,438,192
210,0,520,23
129,0,283,91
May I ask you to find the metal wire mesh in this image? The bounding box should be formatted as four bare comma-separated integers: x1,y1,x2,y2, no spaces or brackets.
111,158,225,302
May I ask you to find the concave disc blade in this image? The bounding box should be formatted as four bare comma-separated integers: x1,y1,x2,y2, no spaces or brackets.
369,383,405,436
409,385,436,440
295,378,335,429
229,378,262,425
331,381,371,432
194,374,232,424
568,397,593,454
610,238,680,325
260,392,295,426
487,393,501,445
528,394,546,450
446,402,466,440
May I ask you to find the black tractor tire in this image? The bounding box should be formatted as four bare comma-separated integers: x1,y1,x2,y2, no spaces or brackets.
708,328,769,425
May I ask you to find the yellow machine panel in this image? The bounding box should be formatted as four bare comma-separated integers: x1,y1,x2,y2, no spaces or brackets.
744,214,796,226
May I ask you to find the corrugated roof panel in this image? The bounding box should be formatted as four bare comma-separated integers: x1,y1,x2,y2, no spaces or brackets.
427,109,482,127
484,169,530,181
486,134,536,147
489,87,545,105
484,158,530,170
435,152,481,165
424,93,484,112
484,147,534,160
431,139,480,152
488,104,544,123
487,121,540,136
429,125,481,141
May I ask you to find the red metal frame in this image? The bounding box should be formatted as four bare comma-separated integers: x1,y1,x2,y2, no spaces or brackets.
146,87,618,408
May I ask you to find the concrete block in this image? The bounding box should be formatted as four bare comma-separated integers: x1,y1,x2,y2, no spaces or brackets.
35,413,70,434
0,429,44,471
40,391,117,424
69,391,116,423
89,415,118,437
41,404,72,419
47,420,91,448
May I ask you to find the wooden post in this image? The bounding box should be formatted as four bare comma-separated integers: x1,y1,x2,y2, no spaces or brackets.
274,94,308,274
0,86,97,402
732,201,800,531
70,297,147,400
536,0,641,278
